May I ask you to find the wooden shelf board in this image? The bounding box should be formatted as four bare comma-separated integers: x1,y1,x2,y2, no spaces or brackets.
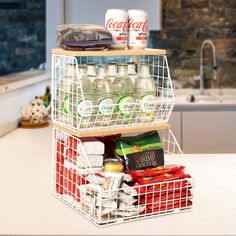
53,123,171,138
51,48,166,57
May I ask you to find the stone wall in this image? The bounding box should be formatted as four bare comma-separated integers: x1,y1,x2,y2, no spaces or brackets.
149,0,236,88
0,0,45,76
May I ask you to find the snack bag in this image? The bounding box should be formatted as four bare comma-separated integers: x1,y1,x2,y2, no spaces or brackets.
116,131,164,170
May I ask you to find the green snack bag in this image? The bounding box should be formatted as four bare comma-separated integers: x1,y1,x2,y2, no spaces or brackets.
116,131,164,171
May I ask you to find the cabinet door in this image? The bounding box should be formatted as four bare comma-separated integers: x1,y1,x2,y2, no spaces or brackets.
168,111,182,147
182,111,236,153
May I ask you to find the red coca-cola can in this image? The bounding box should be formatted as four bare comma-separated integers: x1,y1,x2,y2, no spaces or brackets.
128,9,148,49
105,9,128,49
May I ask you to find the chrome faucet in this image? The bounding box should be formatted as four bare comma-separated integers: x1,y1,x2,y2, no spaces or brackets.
200,40,217,94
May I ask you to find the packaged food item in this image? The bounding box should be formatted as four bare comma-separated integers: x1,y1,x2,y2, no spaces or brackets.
62,166,87,202
86,174,107,185
111,205,145,217
128,165,185,178
120,182,138,196
118,191,137,205
103,158,124,173
100,172,124,193
150,165,185,176
132,179,191,195
67,136,105,155
116,131,164,170
56,139,65,194
97,205,117,217
146,199,192,213
136,171,191,185
79,184,102,197
65,147,104,168
64,159,101,175
123,173,133,182
57,24,113,50
139,190,192,204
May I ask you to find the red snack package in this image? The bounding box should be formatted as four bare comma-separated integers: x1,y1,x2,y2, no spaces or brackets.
67,136,78,151
150,165,185,176
65,147,77,165
56,139,65,194
128,169,151,178
147,198,191,211
139,189,192,204
133,179,191,195
146,200,192,214
62,166,87,202
128,165,185,179
136,171,191,185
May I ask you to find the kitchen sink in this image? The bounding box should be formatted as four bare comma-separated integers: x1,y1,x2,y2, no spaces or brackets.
174,89,236,105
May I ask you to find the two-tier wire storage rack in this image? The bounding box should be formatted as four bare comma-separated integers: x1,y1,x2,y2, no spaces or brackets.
51,48,193,227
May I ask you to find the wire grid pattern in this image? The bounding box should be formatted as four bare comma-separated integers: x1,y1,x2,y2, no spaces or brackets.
52,128,193,226
51,54,175,132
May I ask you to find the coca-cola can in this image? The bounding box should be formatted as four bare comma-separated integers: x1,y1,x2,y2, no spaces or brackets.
105,9,128,49
128,9,148,49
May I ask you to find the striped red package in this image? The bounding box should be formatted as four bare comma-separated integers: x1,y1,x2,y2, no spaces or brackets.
56,139,64,194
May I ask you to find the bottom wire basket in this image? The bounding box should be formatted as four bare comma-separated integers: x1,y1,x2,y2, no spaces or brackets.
52,127,193,227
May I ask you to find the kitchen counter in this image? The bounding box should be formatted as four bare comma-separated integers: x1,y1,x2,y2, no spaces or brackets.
0,126,236,235
174,89,236,111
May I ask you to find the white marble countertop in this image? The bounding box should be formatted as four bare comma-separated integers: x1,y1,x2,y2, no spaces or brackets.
0,126,236,235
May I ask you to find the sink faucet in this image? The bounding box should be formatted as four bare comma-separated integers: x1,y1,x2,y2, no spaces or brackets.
200,40,217,94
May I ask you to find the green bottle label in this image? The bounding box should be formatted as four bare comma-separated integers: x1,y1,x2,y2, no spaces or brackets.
77,99,93,118
140,94,156,112
63,96,69,114
98,97,113,115
117,96,134,116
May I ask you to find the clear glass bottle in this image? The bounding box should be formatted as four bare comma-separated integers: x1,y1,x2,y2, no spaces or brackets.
113,64,134,124
87,64,97,83
127,62,138,86
107,62,117,82
58,63,76,126
93,65,114,126
135,64,156,122
71,65,94,128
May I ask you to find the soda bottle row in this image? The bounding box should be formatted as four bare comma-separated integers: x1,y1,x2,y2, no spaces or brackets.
57,63,157,128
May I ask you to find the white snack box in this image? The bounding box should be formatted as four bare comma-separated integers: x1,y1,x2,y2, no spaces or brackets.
64,159,102,175
78,138,105,155
64,147,104,168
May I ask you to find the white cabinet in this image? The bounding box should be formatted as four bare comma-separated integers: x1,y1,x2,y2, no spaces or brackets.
182,111,236,153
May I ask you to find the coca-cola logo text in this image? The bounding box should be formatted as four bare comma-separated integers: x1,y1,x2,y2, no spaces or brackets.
128,18,148,32
105,18,128,32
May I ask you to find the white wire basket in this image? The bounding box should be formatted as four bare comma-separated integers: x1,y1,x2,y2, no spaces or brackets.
51,49,175,132
52,127,193,227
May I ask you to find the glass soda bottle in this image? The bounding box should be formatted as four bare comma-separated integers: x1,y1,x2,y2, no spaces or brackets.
71,65,94,128
135,64,156,122
58,63,75,126
127,62,138,86
113,64,134,124
107,62,117,82
87,64,97,83
93,65,114,126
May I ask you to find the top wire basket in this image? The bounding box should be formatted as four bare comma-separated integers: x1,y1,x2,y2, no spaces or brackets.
51,49,175,133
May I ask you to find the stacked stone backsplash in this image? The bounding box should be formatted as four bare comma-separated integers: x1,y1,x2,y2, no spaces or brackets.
0,0,45,76
148,0,236,88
